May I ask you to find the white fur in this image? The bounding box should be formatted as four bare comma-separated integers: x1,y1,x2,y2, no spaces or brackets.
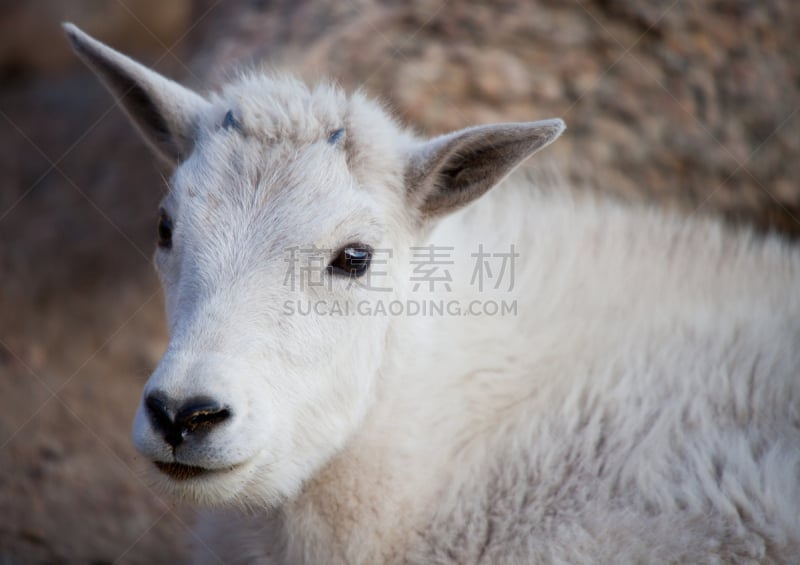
65,25,800,564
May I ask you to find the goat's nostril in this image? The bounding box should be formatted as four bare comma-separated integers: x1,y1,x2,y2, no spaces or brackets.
145,393,174,437
176,401,231,433
144,393,230,448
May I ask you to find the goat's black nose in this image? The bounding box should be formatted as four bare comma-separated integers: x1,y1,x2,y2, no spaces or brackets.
145,393,231,448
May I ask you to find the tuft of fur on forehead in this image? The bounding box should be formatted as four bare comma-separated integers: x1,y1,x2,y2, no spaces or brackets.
209,74,348,143
201,73,415,169
189,72,417,216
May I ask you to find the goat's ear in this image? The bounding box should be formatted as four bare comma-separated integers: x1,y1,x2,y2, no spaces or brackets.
63,23,209,165
406,119,565,218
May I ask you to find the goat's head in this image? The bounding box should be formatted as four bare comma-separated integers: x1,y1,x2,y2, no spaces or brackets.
65,24,564,506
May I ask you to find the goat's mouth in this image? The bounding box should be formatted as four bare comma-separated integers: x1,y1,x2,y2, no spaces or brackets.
154,461,237,481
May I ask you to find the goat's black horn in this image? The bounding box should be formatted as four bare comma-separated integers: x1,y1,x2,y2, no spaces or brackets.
222,110,241,131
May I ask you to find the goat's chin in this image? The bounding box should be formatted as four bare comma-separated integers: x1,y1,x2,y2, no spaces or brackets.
145,456,295,509
146,457,261,507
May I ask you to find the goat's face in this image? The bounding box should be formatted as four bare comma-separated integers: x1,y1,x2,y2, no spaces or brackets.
66,24,564,506
134,103,411,505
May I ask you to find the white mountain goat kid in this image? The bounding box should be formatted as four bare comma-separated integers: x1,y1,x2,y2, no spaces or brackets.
66,24,800,563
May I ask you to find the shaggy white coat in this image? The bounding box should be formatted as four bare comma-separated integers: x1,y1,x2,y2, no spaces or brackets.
65,24,800,564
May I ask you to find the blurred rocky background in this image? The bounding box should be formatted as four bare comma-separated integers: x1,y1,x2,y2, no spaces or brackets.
1,0,798,562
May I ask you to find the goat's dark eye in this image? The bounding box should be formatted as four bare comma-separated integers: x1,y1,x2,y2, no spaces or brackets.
157,209,173,249
328,244,373,278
